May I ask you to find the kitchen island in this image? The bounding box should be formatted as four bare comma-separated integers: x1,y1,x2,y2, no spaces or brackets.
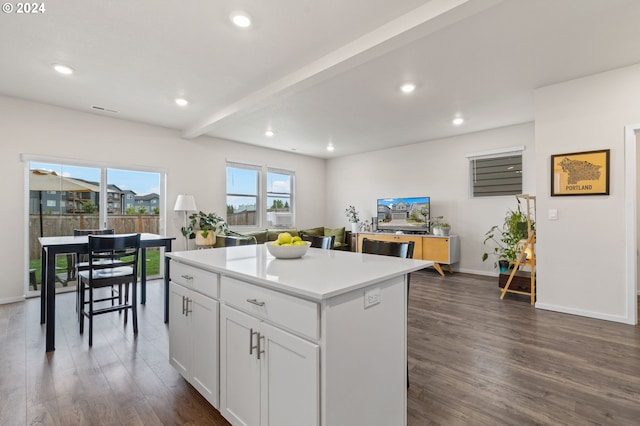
166,244,431,426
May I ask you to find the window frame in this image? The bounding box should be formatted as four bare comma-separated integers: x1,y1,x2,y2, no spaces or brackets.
266,167,295,229
226,161,296,229
226,162,261,228
467,146,525,198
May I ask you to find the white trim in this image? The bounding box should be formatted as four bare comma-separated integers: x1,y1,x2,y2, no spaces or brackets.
225,159,261,170
0,296,26,305
465,145,525,160
536,303,635,325
624,124,639,325
20,153,167,174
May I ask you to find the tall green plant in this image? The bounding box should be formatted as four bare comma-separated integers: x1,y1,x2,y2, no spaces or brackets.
482,200,533,268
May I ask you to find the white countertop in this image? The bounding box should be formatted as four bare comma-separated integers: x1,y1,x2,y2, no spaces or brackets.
167,245,432,301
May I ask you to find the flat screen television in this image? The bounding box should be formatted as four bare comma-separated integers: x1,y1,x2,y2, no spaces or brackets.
376,196,430,233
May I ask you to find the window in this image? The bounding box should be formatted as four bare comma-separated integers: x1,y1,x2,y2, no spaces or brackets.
468,147,524,197
226,162,295,228
23,155,166,296
267,169,294,228
226,163,260,227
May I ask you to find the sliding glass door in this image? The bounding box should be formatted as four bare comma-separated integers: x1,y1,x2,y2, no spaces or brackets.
26,159,165,297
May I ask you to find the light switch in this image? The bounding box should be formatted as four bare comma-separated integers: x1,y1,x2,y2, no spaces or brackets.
548,209,558,220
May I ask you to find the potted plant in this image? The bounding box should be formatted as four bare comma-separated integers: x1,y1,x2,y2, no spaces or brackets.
345,205,360,234
181,211,229,247
482,201,532,272
433,222,451,236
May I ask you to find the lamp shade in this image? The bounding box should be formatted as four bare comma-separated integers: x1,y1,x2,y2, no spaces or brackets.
174,194,197,212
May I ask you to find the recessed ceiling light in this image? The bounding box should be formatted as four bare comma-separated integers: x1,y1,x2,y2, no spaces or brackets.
452,117,464,126
327,144,335,152
265,129,274,137
400,83,416,94
231,11,251,28
53,64,73,75
175,98,189,107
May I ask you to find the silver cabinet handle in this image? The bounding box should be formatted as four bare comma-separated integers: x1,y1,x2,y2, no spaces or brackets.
181,295,186,315
257,333,265,360
185,298,192,316
249,328,259,355
181,274,193,280
246,298,265,307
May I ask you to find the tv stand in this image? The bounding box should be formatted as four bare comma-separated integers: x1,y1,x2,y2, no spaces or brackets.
357,232,460,277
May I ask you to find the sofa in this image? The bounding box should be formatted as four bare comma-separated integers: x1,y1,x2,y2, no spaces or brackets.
214,226,352,251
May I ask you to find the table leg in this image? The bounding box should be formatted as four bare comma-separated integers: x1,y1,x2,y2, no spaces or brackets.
45,249,56,352
40,247,46,324
164,241,171,323
141,248,147,304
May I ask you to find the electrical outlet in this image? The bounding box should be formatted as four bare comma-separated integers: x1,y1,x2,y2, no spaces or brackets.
364,288,381,309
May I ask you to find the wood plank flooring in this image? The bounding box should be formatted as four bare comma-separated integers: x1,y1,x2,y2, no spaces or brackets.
1,270,639,425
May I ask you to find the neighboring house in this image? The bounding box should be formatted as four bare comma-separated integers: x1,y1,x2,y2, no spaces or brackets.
134,193,159,213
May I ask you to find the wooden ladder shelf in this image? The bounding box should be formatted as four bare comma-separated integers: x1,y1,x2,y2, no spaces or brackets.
500,194,536,305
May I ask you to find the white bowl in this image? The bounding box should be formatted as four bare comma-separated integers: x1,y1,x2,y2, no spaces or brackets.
265,241,311,259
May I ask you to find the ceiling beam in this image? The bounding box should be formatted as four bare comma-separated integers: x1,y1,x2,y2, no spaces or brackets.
182,0,504,139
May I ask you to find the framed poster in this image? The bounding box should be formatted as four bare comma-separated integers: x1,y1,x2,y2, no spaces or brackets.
551,149,610,196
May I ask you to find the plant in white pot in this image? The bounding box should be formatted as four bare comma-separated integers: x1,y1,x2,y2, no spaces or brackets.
433,222,451,236
181,211,229,247
345,205,360,234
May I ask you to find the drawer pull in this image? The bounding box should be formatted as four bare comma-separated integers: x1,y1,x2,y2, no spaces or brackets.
246,298,265,307
180,274,193,280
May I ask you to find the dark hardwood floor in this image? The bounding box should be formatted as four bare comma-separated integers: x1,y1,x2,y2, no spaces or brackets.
1,271,639,425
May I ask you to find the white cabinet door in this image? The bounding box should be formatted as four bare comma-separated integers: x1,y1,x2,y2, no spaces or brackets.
190,290,219,409
169,282,190,378
260,322,319,426
220,305,261,426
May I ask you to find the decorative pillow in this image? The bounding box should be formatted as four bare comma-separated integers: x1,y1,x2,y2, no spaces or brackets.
299,226,324,237
246,230,267,244
324,227,346,244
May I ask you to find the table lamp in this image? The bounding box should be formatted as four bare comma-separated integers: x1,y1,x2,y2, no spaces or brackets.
174,194,197,250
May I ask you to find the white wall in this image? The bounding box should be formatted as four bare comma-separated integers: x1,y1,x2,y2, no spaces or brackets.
325,122,536,275
535,63,640,324
0,95,326,302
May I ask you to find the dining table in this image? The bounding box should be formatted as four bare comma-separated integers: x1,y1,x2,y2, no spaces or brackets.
38,232,175,352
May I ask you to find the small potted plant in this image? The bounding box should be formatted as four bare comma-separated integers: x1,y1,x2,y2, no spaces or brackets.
434,222,451,236
182,211,229,247
345,205,360,234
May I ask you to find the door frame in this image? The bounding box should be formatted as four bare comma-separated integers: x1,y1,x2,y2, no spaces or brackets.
624,124,639,325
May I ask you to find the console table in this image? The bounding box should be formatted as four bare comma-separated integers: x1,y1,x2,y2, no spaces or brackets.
356,232,460,276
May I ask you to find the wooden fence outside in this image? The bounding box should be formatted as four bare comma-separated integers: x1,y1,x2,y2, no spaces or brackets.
29,214,160,260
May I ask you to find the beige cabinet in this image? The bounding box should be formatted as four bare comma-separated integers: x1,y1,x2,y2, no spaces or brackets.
357,233,460,276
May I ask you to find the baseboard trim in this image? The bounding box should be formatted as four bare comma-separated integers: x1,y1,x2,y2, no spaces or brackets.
535,302,635,325
0,295,26,305
455,268,496,277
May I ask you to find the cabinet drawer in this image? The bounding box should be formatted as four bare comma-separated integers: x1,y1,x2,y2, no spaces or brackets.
221,276,319,340
171,261,219,299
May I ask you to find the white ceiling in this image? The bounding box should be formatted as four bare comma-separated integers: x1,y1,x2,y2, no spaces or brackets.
2,0,640,158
